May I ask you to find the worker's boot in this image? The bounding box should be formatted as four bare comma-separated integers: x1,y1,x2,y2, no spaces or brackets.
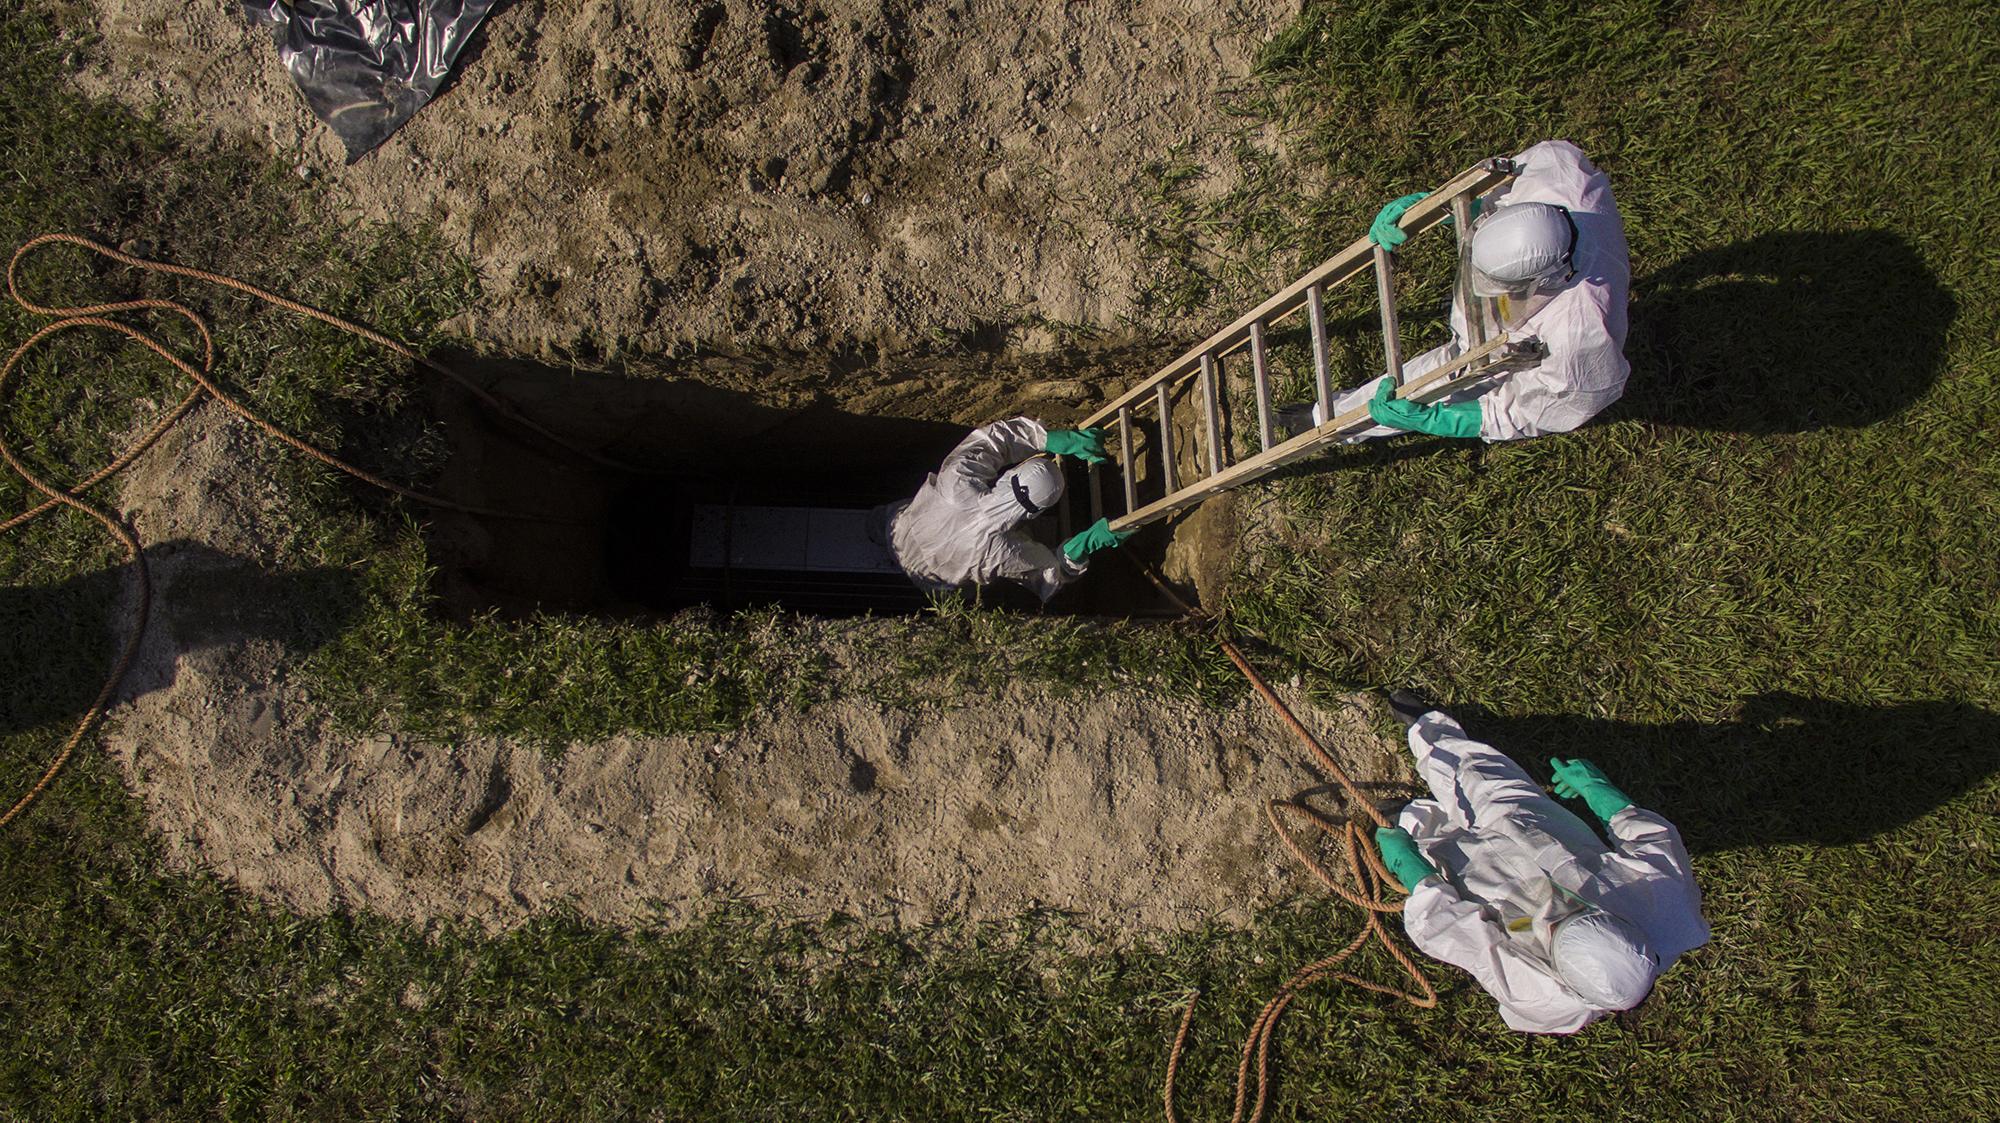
1384,689,1436,731
1273,401,1327,439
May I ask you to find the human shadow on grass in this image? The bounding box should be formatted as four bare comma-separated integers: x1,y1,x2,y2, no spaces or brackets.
1448,693,1999,853
0,540,361,739
1267,229,1949,474
1620,230,1954,433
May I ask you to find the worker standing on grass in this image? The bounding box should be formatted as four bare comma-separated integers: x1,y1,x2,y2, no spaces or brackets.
1371,691,1710,1033
1315,139,1632,442
871,417,1131,602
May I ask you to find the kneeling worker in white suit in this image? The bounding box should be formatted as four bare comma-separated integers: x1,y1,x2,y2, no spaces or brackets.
875,417,1132,602
1330,139,1632,442
1371,691,1710,1033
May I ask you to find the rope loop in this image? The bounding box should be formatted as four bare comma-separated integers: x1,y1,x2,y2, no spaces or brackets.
1134,562,1437,1123
0,234,599,827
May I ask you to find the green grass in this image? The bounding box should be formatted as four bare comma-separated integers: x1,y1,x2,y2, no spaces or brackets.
3,0,1999,1119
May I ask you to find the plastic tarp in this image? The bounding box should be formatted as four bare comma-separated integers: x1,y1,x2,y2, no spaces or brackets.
242,1,499,163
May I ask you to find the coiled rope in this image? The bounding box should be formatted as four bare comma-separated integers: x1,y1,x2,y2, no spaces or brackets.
0,234,599,828
1138,568,1436,1123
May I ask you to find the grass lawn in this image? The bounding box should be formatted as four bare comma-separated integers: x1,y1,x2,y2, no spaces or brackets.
3,1,1998,1119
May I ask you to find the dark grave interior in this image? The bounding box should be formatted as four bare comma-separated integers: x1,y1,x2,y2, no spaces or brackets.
419,354,1186,621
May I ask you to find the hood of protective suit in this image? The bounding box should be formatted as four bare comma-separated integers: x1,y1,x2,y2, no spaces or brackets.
996,454,1065,528
1470,202,1578,297
1551,909,1658,1010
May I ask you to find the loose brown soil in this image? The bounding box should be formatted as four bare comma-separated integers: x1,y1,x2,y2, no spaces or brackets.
90,403,1408,935
76,0,1292,358
66,1,1405,936
99,404,1413,935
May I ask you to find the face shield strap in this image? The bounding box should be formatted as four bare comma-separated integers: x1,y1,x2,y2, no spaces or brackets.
1555,205,1579,284
1009,474,1045,516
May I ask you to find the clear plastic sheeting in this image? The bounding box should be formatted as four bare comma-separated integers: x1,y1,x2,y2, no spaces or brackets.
242,1,499,163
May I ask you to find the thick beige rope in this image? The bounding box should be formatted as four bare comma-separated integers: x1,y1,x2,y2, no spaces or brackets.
0,234,589,827
1135,566,1435,1123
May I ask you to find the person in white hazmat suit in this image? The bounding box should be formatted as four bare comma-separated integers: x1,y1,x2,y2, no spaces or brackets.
872,417,1132,602
1370,691,1710,1034
1321,139,1631,442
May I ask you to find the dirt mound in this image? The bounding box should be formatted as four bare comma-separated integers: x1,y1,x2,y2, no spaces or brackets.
113,611,1403,933
76,0,1291,358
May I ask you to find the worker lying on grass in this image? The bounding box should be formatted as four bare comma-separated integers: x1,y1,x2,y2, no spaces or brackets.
871,417,1131,602
1372,691,1710,1033
1311,139,1632,443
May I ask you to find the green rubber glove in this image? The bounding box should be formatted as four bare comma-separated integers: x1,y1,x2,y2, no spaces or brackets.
1549,758,1635,823
1061,517,1131,563
1369,192,1429,251
1374,826,1440,891
1043,428,1110,465
1367,379,1483,438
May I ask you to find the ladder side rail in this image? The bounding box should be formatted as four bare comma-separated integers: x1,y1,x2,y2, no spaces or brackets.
1081,158,1514,429
1108,334,1521,532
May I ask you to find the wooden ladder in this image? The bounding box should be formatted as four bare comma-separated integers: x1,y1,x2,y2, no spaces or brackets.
1069,156,1542,535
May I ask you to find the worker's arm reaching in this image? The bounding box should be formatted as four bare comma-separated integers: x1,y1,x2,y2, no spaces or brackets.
1367,378,1484,439
1061,517,1131,563
935,419,1110,505
1549,758,1633,823
1545,757,1711,965
1587,786,1712,964
1043,427,1111,464
1375,826,1441,890
933,418,1051,507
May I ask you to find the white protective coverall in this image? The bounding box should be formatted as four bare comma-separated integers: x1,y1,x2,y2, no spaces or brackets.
1335,139,1632,441
878,417,1084,601
1397,710,1710,1034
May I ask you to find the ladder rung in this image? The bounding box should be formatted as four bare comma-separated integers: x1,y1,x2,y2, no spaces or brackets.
1308,284,1333,425
1073,156,1523,534
1110,334,1521,532
1079,156,1515,431
1373,244,1405,385
1250,321,1275,452
1117,405,1138,514
1199,352,1224,476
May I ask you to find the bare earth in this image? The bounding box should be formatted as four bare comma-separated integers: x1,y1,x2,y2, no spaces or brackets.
108,411,1407,934
77,0,1293,358
63,2,1406,935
